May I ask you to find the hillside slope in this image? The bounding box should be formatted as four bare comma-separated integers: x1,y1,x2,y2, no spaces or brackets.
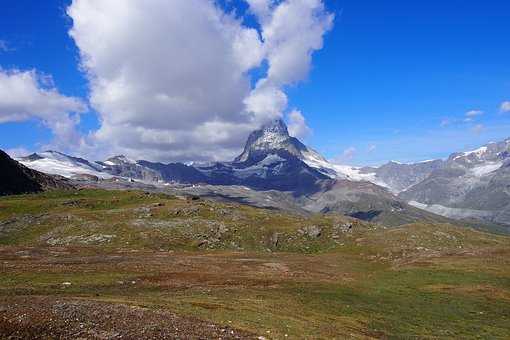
1,189,509,339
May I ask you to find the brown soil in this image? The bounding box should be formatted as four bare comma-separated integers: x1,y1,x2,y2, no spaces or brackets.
0,296,256,339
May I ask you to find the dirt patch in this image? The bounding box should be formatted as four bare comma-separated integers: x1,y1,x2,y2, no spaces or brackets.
262,262,290,273
0,296,256,339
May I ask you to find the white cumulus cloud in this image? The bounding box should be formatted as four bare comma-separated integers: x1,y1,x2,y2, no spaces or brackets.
465,109,484,117
0,69,87,151
500,101,510,113
245,0,334,123
287,109,312,139
67,0,333,162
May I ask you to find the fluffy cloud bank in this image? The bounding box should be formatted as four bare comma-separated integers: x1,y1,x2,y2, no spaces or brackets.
67,0,333,162
0,69,87,150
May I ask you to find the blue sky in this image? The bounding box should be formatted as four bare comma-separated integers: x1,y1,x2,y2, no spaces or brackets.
1,0,510,165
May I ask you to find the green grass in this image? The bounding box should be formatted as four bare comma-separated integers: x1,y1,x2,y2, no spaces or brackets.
294,267,510,337
0,189,368,252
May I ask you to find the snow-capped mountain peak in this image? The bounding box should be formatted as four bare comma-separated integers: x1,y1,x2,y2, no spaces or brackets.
448,140,510,166
234,119,299,162
231,119,379,184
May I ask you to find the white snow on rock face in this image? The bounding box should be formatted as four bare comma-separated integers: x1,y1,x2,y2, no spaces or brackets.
453,146,487,160
235,119,292,163
257,154,286,166
463,146,488,158
470,162,503,177
331,164,393,190
253,129,289,150
18,156,111,179
452,146,490,162
299,149,393,189
37,151,102,171
300,148,339,178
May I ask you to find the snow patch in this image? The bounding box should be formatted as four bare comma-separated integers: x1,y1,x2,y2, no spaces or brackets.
470,162,502,177
408,201,493,219
258,154,286,166
300,150,393,190
454,146,488,160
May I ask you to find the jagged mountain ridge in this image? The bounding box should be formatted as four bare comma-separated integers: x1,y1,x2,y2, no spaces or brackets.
13,120,447,227
399,139,510,225
15,120,376,189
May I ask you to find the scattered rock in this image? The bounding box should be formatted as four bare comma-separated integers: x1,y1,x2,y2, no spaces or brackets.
62,199,84,207
46,234,116,246
299,225,322,238
171,205,200,216
134,206,151,214
71,174,99,182
270,232,280,248
197,240,209,248
133,206,153,218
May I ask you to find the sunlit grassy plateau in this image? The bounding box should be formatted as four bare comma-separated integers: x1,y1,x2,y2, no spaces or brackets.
0,189,509,338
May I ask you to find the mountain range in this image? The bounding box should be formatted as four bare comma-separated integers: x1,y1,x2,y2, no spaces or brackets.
12,119,510,232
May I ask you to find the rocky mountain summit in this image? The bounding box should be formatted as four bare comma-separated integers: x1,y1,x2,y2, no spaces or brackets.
235,119,312,162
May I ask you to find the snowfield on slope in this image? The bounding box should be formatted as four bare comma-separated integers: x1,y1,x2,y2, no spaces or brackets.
300,149,392,190
18,157,112,179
